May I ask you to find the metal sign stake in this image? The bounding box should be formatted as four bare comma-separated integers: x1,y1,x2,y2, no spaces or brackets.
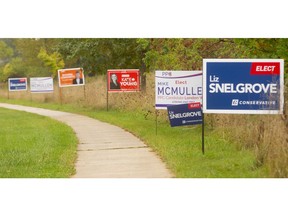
202,113,205,155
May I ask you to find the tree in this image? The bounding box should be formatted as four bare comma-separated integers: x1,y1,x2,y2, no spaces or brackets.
37,47,65,78
1,57,26,79
0,40,13,61
0,40,14,81
142,38,239,72
0,39,61,80
56,38,144,76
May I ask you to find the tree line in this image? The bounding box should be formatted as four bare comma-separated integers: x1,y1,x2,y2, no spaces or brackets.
0,38,288,83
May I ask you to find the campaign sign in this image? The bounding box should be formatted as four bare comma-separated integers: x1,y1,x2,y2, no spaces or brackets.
107,69,140,92
155,71,202,109
203,59,284,114
167,102,203,127
58,68,85,87
30,77,54,93
8,78,27,91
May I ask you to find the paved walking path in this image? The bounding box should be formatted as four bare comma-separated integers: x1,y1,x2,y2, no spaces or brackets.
0,103,173,178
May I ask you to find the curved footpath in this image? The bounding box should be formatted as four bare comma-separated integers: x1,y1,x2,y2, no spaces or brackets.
0,103,172,178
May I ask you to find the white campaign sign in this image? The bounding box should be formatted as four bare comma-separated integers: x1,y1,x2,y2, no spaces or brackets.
155,71,202,109
30,77,54,93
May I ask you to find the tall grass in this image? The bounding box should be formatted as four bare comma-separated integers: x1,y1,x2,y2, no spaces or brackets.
206,112,288,177
1,73,287,177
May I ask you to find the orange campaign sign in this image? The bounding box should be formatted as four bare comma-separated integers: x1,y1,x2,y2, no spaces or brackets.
58,68,85,87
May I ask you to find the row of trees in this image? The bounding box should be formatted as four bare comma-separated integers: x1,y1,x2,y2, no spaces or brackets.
1,38,288,82
0,38,144,80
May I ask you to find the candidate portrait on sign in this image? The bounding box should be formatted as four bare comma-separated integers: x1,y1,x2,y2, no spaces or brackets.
110,73,121,89
72,70,84,85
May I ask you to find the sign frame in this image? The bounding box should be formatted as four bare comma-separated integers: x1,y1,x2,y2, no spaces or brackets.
203,59,284,114
58,67,85,88
8,78,28,91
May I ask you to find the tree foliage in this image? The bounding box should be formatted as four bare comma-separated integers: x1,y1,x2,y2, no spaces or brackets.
1,38,288,82
142,38,240,71
2,57,26,79
55,38,144,76
37,47,65,78
0,39,61,80
0,41,13,60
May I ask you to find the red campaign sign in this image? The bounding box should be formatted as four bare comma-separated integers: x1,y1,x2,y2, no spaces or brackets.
250,62,280,75
188,102,201,110
107,69,140,92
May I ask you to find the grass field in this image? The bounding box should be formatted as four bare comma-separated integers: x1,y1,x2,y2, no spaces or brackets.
0,98,269,177
0,107,78,178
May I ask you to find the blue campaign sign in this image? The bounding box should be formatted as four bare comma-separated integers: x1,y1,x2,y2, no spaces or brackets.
203,59,284,114
167,103,203,127
8,78,28,91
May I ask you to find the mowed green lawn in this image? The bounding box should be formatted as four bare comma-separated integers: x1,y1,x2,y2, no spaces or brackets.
0,108,78,178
